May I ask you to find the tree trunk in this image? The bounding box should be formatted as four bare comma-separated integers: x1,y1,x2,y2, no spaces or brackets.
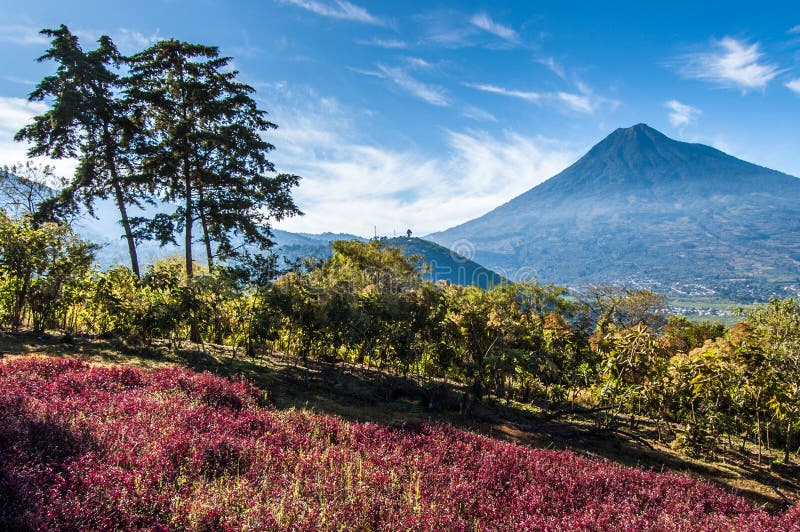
183,158,201,344
785,422,794,464
111,179,140,278
197,186,214,271
756,407,762,464
104,127,140,278
184,163,193,279
11,276,31,331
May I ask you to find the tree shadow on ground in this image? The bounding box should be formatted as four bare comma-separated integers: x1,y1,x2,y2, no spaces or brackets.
0,407,89,530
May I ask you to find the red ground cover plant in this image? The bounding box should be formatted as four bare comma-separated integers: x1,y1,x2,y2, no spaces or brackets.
0,356,797,531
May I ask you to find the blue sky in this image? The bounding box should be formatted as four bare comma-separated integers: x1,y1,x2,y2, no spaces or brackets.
1,0,799,236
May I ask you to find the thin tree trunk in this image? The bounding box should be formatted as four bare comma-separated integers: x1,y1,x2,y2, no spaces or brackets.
198,186,214,271
184,162,193,279
111,179,140,278
785,423,793,464
766,420,771,451
11,276,31,331
104,127,140,278
183,158,201,344
756,406,762,464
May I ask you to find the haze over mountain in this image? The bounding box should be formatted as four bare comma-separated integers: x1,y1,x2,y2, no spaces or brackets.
428,124,800,301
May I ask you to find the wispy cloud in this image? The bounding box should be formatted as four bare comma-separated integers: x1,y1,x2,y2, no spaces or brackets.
357,38,408,49
465,81,609,114
279,0,385,25
0,96,77,177
2,76,36,86
111,28,162,52
0,97,48,135
787,79,800,95
461,105,497,122
262,84,579,236
469,13,518,42
402,57,435,69
789,25,800,34
537,57,567,79
115,28,161,48
352,65,449,106
0,24,49,46
0,24,162,54
557,92,594,113
665,100,701,127
674,37,781,91
465,83,543,103
416,11,498,49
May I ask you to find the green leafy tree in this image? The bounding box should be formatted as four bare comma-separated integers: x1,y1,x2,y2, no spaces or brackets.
745,298,800,463
0,213,96,331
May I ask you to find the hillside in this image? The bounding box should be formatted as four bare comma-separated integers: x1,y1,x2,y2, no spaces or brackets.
276,233,504,289
381,236,504,289
428,124,800,302
2,356,797,530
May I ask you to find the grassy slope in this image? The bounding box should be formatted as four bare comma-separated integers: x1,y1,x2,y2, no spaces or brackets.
1,331,798,513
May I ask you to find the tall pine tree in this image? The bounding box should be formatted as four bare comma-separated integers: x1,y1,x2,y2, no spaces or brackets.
15,25,147,277
127,40,301,276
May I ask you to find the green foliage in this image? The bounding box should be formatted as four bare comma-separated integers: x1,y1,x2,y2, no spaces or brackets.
0,218,798,463
0,213,96,331
744,299,800,462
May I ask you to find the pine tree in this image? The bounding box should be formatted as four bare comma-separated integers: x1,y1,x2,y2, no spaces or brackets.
15,25,146,277
126,40,301,277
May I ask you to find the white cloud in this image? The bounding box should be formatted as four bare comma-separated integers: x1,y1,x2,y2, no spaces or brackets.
113,28,162,51
557,92,593,113
465,83,542,103
403,57,434,69
357,38,408,49
465,82,609,114
352,65,449,106
0,23,162,54
787,79,800,95
461,105,497,122
0,24,49,46
263,86,579,236
538,57,567,79
665,100,701,127
676,37,780,91
279,0,385,25
0,96,77,178
469,13,518,42
789,25,800,34
0,97,48,134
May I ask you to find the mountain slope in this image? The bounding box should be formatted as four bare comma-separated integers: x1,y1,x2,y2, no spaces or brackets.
383,236,504,289
277,234,504,289
428,124,800,300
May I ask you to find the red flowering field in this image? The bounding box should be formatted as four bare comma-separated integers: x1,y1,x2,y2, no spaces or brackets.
0,357,797,531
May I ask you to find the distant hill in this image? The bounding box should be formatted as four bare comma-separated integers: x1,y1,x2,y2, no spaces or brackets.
383,236,504,289
275,232,503,289
428,124,800,302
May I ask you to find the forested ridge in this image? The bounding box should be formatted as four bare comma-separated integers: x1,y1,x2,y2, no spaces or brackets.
1,25,799,529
